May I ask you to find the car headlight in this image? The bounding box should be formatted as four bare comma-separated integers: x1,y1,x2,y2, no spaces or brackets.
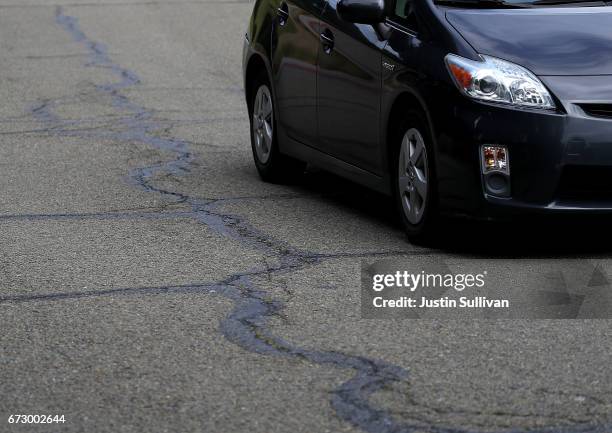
445,54,555,110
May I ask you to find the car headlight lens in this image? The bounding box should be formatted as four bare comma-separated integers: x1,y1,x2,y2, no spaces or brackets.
446,54,555,110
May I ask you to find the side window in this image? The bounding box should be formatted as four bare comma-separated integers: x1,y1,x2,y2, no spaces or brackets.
391,0,418,31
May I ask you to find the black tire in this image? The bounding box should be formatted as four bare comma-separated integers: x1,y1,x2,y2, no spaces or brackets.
248,71,305,183
391,109,439,243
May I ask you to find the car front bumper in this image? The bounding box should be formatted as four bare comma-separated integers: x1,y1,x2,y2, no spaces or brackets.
432,77,612,219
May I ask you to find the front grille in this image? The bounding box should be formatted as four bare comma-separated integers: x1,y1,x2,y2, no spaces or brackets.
557,165,612,202
578,104,612,119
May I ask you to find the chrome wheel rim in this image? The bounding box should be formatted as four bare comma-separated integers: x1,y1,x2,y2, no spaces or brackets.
398,128,429,225
252,85,273,164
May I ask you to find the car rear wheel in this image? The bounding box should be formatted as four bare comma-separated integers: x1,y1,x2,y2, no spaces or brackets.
249,72,305,182
393,111,438,242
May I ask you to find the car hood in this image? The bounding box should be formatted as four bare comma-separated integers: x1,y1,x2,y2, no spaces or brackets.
446,7,612,76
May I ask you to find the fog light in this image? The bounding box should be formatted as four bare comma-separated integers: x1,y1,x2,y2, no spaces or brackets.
481,145,509,174
481,145,510,197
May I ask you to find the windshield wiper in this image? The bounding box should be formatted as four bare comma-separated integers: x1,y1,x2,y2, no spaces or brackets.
435,0,528,8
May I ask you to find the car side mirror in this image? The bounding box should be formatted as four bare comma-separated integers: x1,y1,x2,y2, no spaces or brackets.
337,0,386,25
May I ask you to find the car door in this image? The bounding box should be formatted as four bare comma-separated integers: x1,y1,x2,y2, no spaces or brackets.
316,0,387,175
271,0,325,148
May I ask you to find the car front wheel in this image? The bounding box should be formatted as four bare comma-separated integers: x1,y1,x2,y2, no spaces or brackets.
393,111,438,242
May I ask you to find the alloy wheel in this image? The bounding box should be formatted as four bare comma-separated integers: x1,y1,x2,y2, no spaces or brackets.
398,128,429,225
252,85,273,164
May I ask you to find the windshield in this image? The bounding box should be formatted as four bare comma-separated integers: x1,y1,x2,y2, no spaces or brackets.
435,0,609,8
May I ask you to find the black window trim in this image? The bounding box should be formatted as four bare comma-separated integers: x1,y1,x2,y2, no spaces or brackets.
385,17,418,36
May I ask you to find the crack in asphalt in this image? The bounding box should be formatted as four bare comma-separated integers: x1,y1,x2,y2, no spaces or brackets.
0,249,407,305
16,6,610,433
0,210,192,222
0,281,217,304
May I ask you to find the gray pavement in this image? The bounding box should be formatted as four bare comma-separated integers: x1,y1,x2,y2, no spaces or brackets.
0,1,610,432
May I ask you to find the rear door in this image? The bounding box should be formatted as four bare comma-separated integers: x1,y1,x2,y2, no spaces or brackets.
271,0,325,147
316,0,386,174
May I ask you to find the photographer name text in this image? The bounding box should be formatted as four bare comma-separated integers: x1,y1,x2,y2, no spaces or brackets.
373,296,509,309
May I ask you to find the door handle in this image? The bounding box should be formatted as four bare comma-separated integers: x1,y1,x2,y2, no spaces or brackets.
320,29,334,54
277,2,289,26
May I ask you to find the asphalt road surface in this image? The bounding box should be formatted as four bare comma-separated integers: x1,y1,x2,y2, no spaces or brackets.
0,1,611,432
